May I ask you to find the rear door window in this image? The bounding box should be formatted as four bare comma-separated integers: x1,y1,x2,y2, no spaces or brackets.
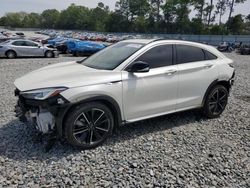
24,41,38,47
176,45,205,64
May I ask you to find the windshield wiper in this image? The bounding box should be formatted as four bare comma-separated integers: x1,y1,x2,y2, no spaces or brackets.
76,57,88,64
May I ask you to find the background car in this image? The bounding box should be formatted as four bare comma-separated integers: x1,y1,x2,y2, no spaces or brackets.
0,39,58,58
239,44,250,55
66,40,106,56
217,42,235,52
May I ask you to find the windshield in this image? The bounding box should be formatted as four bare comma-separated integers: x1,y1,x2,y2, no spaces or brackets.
81,42,144,70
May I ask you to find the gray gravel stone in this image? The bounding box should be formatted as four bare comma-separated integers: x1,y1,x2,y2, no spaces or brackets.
0,52,249,187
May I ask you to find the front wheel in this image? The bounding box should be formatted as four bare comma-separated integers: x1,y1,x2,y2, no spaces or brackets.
64,102,114,149
45,51,54,58
203,85,229,118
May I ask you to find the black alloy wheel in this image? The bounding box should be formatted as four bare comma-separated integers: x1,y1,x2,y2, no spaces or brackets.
203,85,228,118
65,102,114,149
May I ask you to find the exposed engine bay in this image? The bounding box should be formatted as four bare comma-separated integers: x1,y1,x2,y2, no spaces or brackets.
14,88,69,136
15,102,56,134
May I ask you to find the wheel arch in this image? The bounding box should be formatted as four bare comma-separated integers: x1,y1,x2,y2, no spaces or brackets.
56,95,123,137
202,79,231,107
5,49,17,57
45,50,54,57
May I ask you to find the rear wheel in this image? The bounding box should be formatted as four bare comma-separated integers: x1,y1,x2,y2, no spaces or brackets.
45,51,54,58
64,102,114,149
6,50,16,59
203,85,228,118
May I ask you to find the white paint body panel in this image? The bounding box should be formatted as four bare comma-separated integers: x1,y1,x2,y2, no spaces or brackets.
14,40,235,123
14,61,122,91
122,65,178,121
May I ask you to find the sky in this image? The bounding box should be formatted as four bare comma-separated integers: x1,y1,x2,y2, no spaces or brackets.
0,0,250,22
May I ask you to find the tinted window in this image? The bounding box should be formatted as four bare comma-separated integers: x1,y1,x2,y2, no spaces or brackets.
204,50,217,60
135,45,173,68
176,45,205,64
12,41,25,46
24,41,38,47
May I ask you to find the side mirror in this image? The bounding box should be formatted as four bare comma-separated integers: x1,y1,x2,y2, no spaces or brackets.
127,61,150,73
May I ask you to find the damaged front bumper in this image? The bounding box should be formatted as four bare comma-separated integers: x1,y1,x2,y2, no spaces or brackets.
14,89,71,136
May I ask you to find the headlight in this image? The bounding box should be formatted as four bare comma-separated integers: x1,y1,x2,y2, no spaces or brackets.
20,87,67,100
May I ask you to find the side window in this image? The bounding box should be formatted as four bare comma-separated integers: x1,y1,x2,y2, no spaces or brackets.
24,41,38,47
135,45,173,69
204,50,217,60
12,41,25,46
176,45,205,64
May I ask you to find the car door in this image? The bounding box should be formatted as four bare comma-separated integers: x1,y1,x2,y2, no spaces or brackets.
122,44,179,122
23,41,44,56
11,41,26,56
176,44,219,110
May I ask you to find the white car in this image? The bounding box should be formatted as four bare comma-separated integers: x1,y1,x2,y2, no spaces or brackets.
14,39,235,149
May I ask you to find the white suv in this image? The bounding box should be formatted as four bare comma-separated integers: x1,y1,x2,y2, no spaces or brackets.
14,39,235,149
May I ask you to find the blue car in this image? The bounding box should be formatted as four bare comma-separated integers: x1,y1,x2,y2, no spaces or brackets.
47,37,68,46
67,40,106,56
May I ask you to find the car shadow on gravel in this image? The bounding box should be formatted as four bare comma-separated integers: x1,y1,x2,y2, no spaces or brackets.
0,109,205,162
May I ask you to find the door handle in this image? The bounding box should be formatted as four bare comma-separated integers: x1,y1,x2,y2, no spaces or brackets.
165,69,178,75
203,64,213,69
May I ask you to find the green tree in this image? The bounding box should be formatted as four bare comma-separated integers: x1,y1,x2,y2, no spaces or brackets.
193,0,205,21
206,0,215,27
215,0,227,25
41,9,60,28
227,0,246,23
129,0,150,20
210,24,227,34
161,0,178,33
22,13,40,28
190,18,204,34
106,12,130,32
0,16,6,26
58,4,90,30
175,0,192,33
115,0,130,21
150,0,163,22
227,14,244,34
4,12,27,27
90,5,110,31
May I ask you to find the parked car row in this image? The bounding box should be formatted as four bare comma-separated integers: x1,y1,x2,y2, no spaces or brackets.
217,41,250,55
37,30,139,43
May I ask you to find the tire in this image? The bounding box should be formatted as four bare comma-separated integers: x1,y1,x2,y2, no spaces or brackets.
45,51,54,58
203,85,229,118
242,50,248,55
6,50,16,59
64,102,114,149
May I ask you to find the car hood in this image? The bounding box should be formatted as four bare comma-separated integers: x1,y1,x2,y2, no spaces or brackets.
14,61,122,91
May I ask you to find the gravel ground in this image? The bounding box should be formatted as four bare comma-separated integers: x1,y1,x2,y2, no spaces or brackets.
0,53,249,187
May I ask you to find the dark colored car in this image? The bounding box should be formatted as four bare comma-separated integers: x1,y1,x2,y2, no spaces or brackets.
217,42,235,52
240,44,250,55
